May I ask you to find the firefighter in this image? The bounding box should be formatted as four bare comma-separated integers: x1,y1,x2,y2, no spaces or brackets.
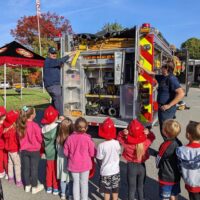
138,61,185,140
43,47,75,116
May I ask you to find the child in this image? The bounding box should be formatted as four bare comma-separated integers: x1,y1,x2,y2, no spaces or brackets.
117,119,155,200
57,117,73,200
41,105,59,195
0,107,7,179
17,106,44,194
3,110,22,186
96,118,121,200
64,117,96,200
176,121,200,200
156,119,182,200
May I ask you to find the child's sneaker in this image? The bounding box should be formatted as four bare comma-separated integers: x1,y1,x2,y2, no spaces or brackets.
46,187,52,194
0,172,5,178
32,184,44,194
53,189,59,195
16,181,23,187
4,174,8,180
8,177,14,184
60,193,66,200
25,185,31,192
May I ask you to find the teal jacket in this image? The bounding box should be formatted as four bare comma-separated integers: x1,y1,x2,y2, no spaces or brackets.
42,123,58,160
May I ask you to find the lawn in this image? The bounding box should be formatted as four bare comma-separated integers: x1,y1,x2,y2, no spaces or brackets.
0,88,50,111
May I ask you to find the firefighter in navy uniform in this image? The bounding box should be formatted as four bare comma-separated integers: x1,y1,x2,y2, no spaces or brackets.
43,47,75,116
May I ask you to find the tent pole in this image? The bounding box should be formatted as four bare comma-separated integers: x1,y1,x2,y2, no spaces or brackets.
4,63,6,108
21,65,22,100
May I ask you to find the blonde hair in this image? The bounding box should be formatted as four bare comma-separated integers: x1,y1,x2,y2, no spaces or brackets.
135,143,145,160
186,121,200,141
57,118,74,146
74,117,88,133
162,119,181,138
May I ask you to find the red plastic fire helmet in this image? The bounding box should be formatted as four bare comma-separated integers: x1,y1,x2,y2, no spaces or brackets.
41,106,59,124
128,119,146,144
3,110,19,128
98,117,116,140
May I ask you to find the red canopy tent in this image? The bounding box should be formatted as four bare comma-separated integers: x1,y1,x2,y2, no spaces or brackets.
0,41,45,108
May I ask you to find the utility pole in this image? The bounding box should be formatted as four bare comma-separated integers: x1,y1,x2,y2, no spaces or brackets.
36,0,44,92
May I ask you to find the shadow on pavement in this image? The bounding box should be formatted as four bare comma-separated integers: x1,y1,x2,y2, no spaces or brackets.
88,161,187,200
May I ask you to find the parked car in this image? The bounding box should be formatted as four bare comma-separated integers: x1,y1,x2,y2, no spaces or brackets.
0,82,11,89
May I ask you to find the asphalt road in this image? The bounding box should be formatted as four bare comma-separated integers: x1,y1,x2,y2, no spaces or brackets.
1,87,199,200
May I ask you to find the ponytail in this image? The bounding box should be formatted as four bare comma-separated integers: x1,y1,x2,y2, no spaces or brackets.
135,143,145,160
74,117,88,133
17,106,35,139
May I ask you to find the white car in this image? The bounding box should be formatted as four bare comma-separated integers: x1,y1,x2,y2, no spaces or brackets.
0,82,11,89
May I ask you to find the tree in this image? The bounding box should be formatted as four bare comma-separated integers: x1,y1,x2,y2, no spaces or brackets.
101,22,124,32
181,38,200,59
11,12,73,56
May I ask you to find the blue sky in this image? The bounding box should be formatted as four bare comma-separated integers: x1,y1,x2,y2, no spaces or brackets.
0,0,200,48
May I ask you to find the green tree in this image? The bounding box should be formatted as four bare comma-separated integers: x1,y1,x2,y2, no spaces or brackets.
181,38,200,59
101,22,124,31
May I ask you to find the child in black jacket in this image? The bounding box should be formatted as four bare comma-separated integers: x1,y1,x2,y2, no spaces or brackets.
156,119,182,200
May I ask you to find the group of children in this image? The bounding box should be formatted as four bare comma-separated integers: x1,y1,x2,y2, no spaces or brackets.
0,105,200,200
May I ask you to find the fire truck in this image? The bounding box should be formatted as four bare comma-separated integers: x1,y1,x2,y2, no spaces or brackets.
62,23,174,127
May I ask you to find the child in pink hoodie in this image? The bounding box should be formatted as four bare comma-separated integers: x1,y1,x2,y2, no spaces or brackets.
17,106,44,194
64,117,96,200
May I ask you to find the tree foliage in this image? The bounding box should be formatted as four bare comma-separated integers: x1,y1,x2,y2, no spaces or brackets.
10,12,73,85
101,22,124,32
11,12,73,56
181,38,200,59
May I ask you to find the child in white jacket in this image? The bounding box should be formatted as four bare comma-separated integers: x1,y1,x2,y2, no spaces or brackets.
176,121,200,200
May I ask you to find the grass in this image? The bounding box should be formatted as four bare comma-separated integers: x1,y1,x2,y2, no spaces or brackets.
0,88,50,111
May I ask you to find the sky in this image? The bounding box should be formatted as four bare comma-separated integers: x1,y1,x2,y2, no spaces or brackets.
0,0,200,48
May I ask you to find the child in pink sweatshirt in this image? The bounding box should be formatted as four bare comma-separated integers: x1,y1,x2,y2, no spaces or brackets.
17,106,44,194
64,117,96,200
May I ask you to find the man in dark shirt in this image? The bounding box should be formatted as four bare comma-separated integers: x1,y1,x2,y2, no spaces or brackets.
43,47,74,116
138,61,185,139
155,61,184,138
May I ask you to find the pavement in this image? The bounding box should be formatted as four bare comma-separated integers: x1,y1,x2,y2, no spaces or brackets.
1,87,200,200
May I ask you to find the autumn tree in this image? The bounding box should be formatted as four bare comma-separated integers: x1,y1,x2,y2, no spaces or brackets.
181,38,200,59
11,12,73,56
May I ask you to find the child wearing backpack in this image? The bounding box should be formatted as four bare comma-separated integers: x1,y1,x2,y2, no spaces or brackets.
57,117,73,200
41,105,59,195
3,110,22,186
17,106,44,194
64,117,96,200
117,119,155,200
0,107,7,179
156,119,182,200
97,118,121,200
176,121,200,200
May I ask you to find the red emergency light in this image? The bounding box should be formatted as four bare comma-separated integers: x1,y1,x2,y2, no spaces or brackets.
140,23,151,33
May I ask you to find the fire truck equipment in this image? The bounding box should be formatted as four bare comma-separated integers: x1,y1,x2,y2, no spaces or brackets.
62,23,175,127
